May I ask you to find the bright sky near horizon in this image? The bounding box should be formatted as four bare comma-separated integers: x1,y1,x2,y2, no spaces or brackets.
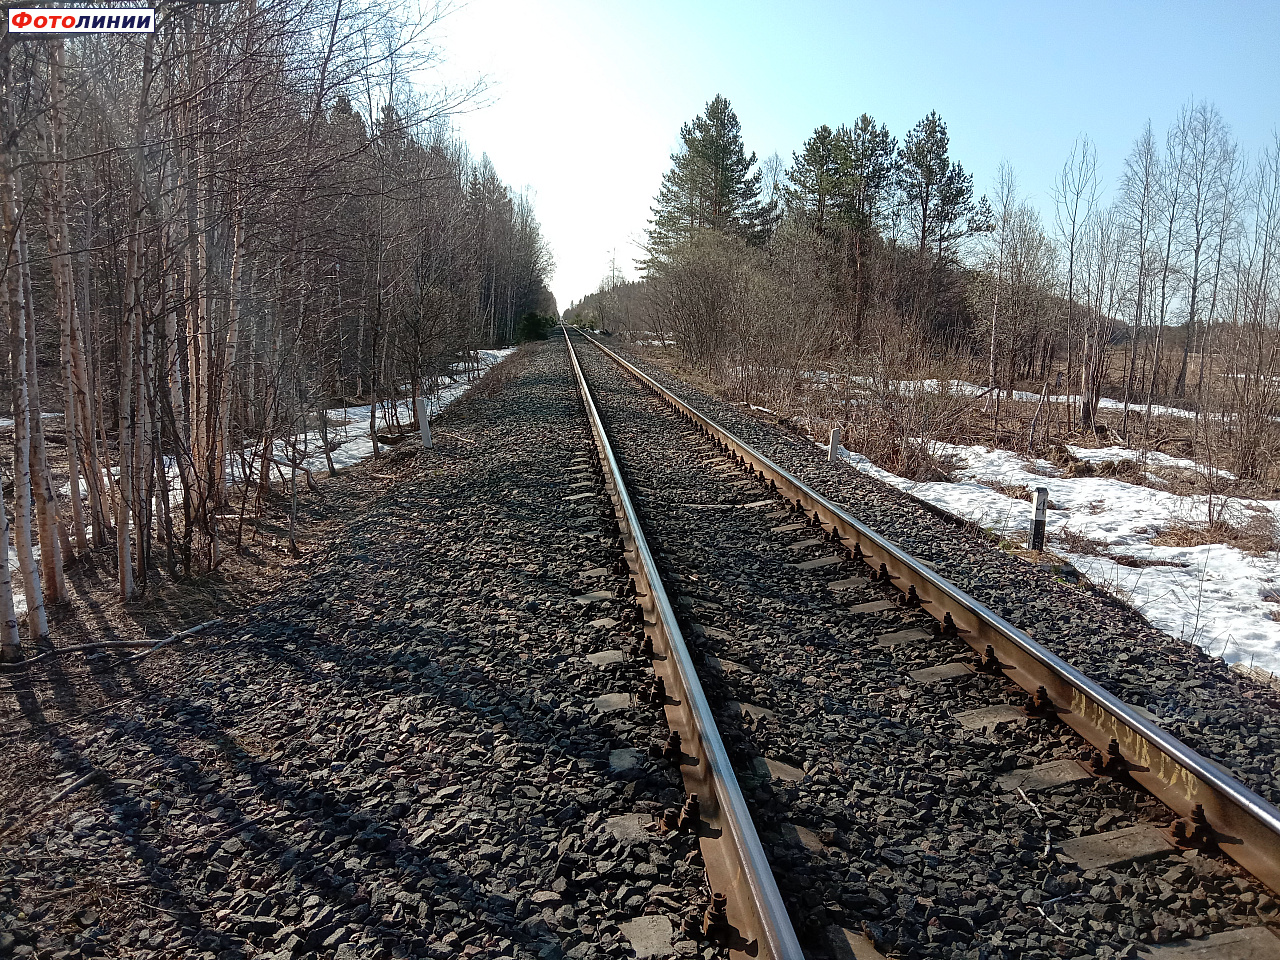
433,0,1280,314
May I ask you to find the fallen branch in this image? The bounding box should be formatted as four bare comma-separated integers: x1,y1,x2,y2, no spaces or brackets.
1036,905,1066,934
1017,787,1044,820
1,693,146,737
0,769,106,842
122,619,223,664
49,769,107,804
0,619,225,671
262,455,322,494
129,896,188,918
37,640,162,655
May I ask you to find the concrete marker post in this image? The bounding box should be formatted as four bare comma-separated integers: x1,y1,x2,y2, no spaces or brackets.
416,397,433,449
1030,486,1048,551
828,427,841,464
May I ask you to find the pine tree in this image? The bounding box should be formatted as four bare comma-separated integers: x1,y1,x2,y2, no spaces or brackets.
787,117,897,238
785,124,841,234
897,111,983,261
833,115,897,235
645,94,765,265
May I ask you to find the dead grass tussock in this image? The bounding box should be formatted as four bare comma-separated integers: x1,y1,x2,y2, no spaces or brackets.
1053,526,1107,556
1111,552,1189,569
883,442,961,482
982,478,1033,500
1023,460,1061,478
1151,511,1279,555
971,477,1062,510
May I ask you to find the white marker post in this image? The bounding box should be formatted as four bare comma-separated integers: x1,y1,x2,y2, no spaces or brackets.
416,397,433,449
828,427,841,463
1030,486,1048,551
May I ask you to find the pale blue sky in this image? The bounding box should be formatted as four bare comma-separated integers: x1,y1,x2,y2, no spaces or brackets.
436,0,1280,311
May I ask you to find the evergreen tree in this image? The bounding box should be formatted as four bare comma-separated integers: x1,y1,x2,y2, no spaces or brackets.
833,115,897,235
787,117,897,239
897,111,985,261
645,94,765,265
786,124,842,234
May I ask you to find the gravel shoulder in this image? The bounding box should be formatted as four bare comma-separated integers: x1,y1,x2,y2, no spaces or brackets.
0,342,712,960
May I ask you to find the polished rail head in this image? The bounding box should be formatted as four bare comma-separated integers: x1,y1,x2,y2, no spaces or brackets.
562,330,806,960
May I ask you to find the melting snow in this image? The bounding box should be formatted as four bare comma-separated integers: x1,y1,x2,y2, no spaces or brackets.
832,439,1280,675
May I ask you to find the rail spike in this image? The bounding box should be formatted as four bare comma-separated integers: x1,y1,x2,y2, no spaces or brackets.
662,731,682,763
703,893,733,945
1169,803,1216,849
1023,685,1059,720
678,793,701,832
1090,738,1128,779
935,611,961,641
973,644,1004,675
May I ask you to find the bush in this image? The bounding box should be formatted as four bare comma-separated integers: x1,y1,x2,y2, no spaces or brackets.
517,312,555,342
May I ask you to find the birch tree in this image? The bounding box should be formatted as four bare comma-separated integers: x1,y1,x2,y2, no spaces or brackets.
1053,135,1099,428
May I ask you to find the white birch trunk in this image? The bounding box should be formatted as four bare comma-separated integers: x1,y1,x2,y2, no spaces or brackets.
17,184,69,602
215,206,245,499
2,154,48,636
118,222,139,600
43,45,89,554
0,487,21,660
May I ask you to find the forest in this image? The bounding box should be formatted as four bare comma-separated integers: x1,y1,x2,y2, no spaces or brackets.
567,94,1280,493
0,1,554,659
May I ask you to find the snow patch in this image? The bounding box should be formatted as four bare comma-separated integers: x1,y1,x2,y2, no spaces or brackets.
836,376,1201,420
831,438,1280,675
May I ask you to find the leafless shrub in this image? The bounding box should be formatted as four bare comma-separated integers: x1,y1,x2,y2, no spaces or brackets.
823,307,988,477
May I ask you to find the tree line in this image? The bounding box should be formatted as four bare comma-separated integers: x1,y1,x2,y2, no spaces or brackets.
0,0,554,659
568,94,1280,485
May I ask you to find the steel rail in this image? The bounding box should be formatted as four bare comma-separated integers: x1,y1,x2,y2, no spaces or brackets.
563,331,805,960
576,328,1280,895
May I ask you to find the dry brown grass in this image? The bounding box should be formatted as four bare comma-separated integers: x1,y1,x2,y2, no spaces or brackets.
1151,512,1279,555
978,478,1032,500
1054,526,1107,556
969,478,1063,511
471,347,530,398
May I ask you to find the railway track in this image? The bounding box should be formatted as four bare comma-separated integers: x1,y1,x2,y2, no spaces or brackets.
563,328,1280,959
